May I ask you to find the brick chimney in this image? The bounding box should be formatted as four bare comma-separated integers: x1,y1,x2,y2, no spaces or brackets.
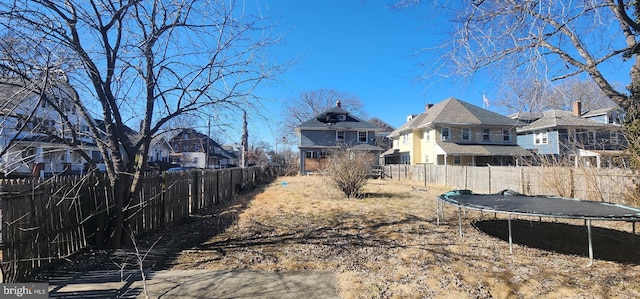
573,101,582,117
336,100,342,108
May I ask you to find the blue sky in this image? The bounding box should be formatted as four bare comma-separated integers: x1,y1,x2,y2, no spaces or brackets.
240,1,630,148
241,1,499,146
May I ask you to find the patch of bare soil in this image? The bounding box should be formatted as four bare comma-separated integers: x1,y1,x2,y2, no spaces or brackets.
163,175,640,298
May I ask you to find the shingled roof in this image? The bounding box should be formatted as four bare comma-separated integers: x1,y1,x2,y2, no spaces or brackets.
390,97,519,138
294,104,380,131
517,110,609,133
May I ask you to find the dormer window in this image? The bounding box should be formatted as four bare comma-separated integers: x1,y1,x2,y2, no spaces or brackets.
337,115,346,121
183,133,189,139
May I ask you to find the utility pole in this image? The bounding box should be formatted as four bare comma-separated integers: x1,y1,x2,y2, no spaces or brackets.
241,110,248,168
207,117,211,168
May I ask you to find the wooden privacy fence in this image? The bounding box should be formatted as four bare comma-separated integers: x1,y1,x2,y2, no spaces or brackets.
383,164,637,203
0,166,275,282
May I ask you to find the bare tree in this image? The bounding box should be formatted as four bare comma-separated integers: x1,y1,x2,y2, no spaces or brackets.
278,88,368,143
395,1,636,115
0,0,284,248
497,77,616,113
395,0,640,169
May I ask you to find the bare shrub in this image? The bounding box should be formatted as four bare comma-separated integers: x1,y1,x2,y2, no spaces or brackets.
621,129,640,206
323,147,373,198
526,154,574,197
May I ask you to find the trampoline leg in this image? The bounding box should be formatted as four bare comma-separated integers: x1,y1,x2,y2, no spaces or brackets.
587,219,593,267
436,200,440,226
458,206,463,238
508,213,513,255
632,222,636,244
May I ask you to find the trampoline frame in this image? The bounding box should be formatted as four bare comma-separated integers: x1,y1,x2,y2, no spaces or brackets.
436,190,640,266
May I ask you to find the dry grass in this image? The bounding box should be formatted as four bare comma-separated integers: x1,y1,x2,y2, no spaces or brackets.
170,175,640,299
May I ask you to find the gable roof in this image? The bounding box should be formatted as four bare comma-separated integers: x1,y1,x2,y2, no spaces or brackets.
517,110,610,133
389,97,519,137
582,106,622,118
368,117,395,133
295,105,380,131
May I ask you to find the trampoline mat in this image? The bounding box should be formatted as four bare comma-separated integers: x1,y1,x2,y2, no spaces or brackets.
439,190,640,220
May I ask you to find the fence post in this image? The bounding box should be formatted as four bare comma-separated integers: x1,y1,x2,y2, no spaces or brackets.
487,166,492,193
424,163,427,187
569,167,575,198
520,168,525,194
190,170,199,214
464,166,468,190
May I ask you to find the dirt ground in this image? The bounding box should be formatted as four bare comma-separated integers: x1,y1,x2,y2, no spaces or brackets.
161,175,638,298
43,175,640,298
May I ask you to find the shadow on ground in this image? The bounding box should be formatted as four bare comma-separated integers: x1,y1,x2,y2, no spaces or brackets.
45,269,338,298
473,219,640,264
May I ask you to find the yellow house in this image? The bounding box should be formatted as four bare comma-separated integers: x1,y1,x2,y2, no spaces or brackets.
385,98,530,166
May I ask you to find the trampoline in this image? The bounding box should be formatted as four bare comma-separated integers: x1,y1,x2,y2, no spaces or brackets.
437,189,640,265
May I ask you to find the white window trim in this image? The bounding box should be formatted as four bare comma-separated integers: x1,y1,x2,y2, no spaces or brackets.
441,127,450,141
482,128,490,142
336,130,345,142
534,132,548,145
358,131,368,143
461,128,471,141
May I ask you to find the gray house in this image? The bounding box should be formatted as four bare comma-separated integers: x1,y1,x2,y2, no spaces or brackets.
513,101,626,167
294,101,384,174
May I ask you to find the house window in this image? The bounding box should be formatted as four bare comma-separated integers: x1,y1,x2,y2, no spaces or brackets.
173,144,178,151
502,129,511,142
183,145,188,151
337,115,346,121
588,131,596,145
461,128,471,141
453,156,461,165
183,133,189,139
305,151,319,158
534,132,548,145
402,133,409,144
358,131,367,143
424,130,430,142
194,144,200,151
482,128,490,141
441,127,450,141
336,131,345,142
611,130,619,145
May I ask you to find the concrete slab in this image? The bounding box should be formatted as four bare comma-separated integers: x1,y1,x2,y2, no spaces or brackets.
47,269,339,299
